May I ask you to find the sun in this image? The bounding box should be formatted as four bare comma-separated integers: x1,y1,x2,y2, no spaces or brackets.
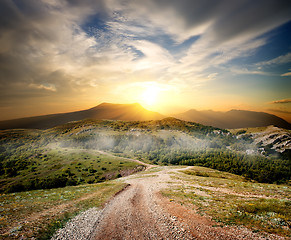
141,84,160,106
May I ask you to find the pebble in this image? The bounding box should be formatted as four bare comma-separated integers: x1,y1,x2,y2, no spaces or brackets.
51,208,102,240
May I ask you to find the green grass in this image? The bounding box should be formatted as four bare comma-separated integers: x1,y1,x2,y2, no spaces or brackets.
0,147,143,193
228,127,268,134
0,181,127,239
182,168,245,180
162,166,291,237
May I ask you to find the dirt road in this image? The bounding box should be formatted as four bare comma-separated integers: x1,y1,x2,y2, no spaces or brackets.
91,167,193,240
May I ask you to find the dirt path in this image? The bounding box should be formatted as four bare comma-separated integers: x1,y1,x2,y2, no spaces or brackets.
95,150,154,169
90,167,194,240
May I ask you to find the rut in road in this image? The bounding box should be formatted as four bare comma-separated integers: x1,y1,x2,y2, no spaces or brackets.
90,168,194,240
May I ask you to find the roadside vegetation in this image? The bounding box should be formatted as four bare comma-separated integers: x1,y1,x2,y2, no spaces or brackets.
0,181,127,239
162,166,291,238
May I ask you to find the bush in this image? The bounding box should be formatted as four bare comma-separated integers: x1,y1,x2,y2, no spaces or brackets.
6,183,26,193
38,175,68,189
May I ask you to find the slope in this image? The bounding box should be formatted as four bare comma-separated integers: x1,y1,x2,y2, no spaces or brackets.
174,109,291,129
0,103,164,130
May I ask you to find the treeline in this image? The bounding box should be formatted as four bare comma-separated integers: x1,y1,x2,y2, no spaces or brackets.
135,148,289,184
178,150,290,184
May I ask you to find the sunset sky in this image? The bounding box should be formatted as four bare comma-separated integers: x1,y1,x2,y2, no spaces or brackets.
0,0,291,122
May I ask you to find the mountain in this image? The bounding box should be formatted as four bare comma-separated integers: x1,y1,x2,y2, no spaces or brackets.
174,109,291,129
0,103,164,130
2,104,290,130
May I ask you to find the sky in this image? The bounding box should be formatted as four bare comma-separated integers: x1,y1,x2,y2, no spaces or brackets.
0,0,291,122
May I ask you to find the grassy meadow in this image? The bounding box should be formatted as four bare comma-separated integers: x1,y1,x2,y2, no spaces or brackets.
162,166,291,237
0,146,143,193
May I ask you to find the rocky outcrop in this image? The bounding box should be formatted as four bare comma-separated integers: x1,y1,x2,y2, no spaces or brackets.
252,126,291,153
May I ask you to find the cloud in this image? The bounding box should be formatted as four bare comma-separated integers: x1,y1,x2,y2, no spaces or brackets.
281,72,291,77
230,68,273,76
0,0,107,99
29,83,57,92
270,99,291,104
108,0,291,44
258,53,291,66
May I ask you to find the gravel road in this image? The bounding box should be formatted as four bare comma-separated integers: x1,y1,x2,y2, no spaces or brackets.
90,167,194,240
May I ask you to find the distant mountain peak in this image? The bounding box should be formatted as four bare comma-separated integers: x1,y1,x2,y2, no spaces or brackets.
0,102,165,129
174,109,291,129
91,102,143,109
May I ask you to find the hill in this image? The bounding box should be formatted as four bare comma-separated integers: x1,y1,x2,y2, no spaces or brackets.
0,103,164,130
1,117,289,190
174,109,291,129
231,125,291,154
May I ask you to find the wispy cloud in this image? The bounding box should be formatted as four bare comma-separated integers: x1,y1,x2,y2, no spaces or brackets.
257,53,291,66
230,68,273,76
270,99,291,104
281,72,291,77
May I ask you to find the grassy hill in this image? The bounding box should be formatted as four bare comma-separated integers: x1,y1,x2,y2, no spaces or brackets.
0,125,146,193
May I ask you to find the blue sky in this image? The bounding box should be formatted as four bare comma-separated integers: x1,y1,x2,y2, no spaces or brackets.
0,0,290,122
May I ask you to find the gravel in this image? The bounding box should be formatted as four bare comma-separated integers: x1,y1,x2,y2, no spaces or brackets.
52,167,194,240
51,208,103,240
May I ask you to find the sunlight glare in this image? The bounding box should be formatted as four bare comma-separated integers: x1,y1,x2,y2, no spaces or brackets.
141,85,160,106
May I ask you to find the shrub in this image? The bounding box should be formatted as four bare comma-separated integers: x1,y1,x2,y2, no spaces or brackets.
6,183,26,193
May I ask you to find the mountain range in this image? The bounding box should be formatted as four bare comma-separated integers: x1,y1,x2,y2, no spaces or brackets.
174,109,291,129
0,103,290,130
